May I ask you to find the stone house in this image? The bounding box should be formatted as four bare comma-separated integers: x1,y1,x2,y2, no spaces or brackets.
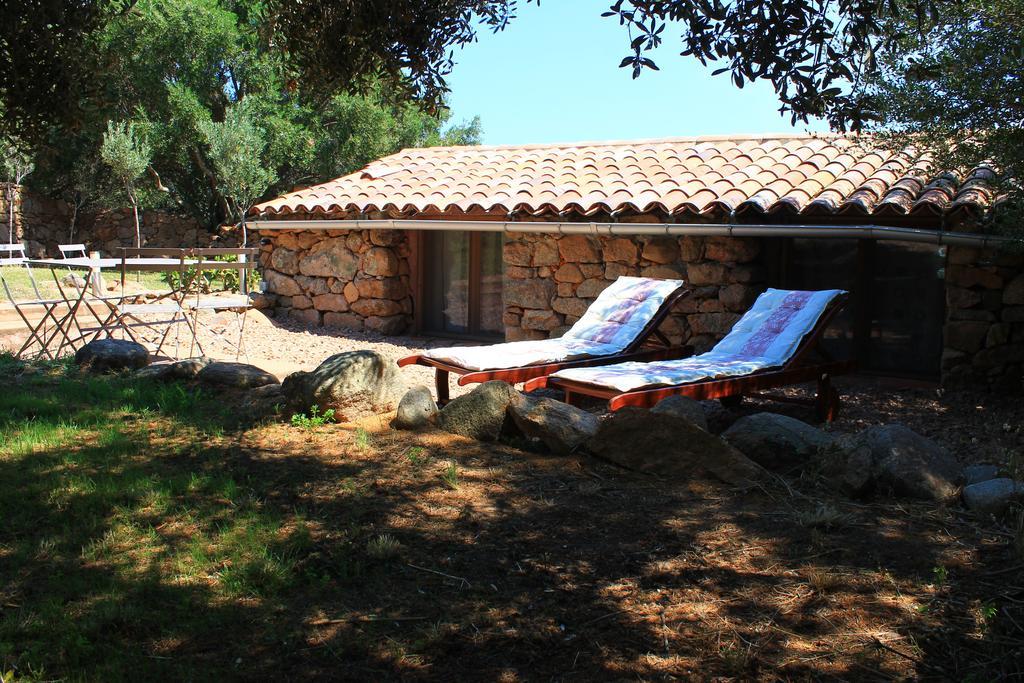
250,134,1023,390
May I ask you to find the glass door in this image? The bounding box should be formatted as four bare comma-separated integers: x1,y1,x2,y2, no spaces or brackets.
423,231,504,338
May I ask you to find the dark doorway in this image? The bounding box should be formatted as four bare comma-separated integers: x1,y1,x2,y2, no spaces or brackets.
782,238,945,379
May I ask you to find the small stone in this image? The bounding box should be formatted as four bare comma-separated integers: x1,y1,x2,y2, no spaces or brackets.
558,235,601,263
963,464,1001,485
650,395,708,431
554,263,584,283
962,478,1024,516
74,339,149,373
509,395,599,454
360,247,399,277
61,273,86,289
393,385,439,430
641,238,679,264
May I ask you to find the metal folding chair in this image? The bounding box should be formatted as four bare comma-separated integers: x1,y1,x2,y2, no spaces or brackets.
0,242,42,300
185,248,258,360
106,248,196,358
58,243,88,259
0,269,79,360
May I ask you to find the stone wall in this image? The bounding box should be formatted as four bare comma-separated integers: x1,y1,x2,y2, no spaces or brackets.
943,245,1024,391
502,231,765,351
256,228,412,334
1,187,231,255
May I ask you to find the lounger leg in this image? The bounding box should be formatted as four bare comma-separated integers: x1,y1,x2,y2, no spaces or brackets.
815,374,839,422
435,369,450,405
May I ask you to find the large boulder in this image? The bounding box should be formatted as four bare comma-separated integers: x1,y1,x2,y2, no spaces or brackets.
509,395,599,454
650,395,708,431
962,478,1024,517
436,381,522,441
393,385,439,430
197,361,279,389
586,408,769,487
74,339,148,373
722,413,831,470
820,424,961,503
281,350,402,421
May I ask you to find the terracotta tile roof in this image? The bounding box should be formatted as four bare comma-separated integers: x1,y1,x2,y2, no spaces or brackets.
253,134,992,221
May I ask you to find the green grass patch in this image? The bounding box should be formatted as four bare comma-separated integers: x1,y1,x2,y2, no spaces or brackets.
0,265,166,300
0,353,315,679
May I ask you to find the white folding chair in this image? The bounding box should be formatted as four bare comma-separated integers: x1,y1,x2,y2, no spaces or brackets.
185,248,258,360
0,243,42,300
58,243,88,259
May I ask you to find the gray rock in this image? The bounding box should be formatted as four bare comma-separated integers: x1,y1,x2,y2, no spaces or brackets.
135,356,211,382
241,383,286,422
509,395,599,454
962,478,1024,516
169,356,211,379
394,385,438,430
281,350,402,422
198,361,279,389
74,339,149,372
61,273,86,288
701,399,741,434
437,381,522,441
650,395,708,431
963,464,1001,486
586,408,768,487
722,412,831,470
821,424,961,503
135,362,175,381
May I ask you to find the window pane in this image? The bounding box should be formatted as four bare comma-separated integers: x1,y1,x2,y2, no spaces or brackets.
479,232,504,335
424,231,469,334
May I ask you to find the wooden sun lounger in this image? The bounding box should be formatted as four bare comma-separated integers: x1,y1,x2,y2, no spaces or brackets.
398,286,692,403
530,293,854,422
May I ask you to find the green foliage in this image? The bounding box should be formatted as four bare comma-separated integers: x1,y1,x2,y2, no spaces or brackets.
3,0,484,231
863,0,1024,234
199,100,277,244
440,460,460,490
99,121,151,201
290,405,335,429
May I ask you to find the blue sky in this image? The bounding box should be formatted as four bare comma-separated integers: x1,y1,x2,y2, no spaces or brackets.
445,2,830,146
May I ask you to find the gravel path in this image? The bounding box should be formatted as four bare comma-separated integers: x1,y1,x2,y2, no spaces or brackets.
195,310,479,397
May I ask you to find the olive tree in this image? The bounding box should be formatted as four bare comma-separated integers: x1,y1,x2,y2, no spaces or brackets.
100,121,151,248
2,140,33,245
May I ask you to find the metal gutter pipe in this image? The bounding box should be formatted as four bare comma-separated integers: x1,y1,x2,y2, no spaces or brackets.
247,218,1020,249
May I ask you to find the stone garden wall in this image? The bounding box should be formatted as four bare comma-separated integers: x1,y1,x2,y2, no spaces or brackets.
942,245,1024,391
502,231,765,351
1,187,232,255
256,228,413,334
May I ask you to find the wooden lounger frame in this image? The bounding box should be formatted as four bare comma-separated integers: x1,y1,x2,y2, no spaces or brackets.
531,293,855,422
398,286,692,403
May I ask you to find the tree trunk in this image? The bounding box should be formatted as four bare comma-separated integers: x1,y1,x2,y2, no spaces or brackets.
6,184,14,245
131,197,141,248
69,200,78,243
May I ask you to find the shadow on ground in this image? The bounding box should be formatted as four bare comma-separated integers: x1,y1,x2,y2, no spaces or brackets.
0,359,1021,680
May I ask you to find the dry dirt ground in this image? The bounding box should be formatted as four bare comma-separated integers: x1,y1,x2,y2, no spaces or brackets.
226,414,1024,680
